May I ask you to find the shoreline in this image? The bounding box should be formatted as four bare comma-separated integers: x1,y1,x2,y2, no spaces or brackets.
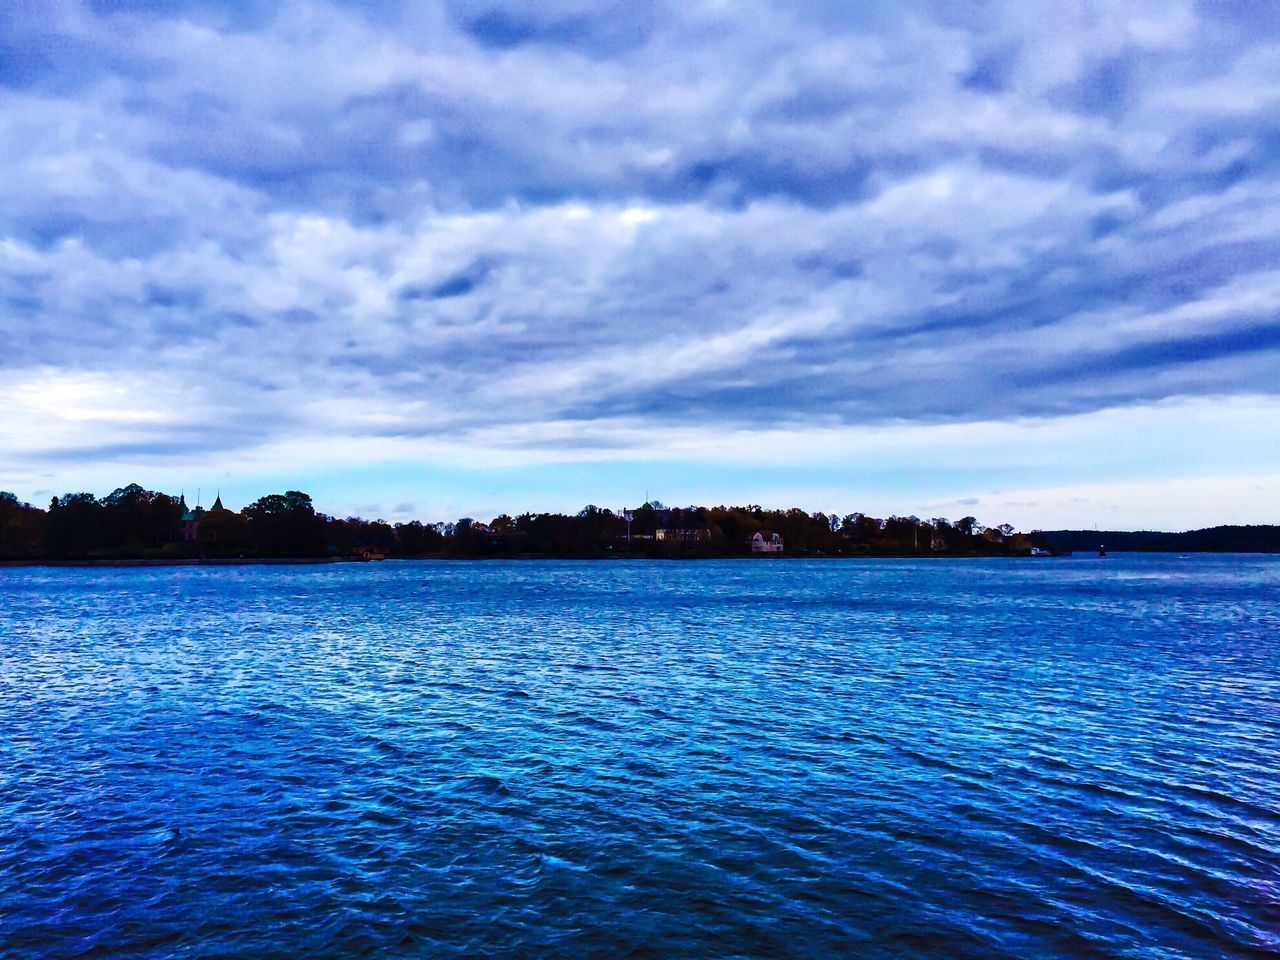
3,553,1035,568
2,550,1272,569
0,557,365,568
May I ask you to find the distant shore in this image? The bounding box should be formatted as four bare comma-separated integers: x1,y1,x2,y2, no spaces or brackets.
2,553,1021,568
10,485,1277,564
0,557,362,568
3,550,1275,569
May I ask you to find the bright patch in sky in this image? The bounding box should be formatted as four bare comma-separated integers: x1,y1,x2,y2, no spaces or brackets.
2,1,1279,528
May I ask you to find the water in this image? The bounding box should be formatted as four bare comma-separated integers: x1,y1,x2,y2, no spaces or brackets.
1,556,1278,959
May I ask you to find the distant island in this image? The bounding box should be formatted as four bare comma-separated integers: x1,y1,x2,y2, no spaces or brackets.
1,485,1276,563
1036,526,1280,554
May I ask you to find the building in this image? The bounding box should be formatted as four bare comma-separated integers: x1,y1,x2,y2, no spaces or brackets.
177,494,205,541
653,507,711,544
177,492,226,542
748,531,784,553
655,525,710,543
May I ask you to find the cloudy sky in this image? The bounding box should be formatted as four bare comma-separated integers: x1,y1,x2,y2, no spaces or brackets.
2,0,1278,529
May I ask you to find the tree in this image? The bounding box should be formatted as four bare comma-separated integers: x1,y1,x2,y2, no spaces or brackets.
244,491,325,555
197,507,249,553
44,493,104,558
393,520,443,555
100,484,182,550
0,492,44,559
448,518,484,555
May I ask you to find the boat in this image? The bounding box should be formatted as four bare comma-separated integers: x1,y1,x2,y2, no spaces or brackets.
1030,547,1052,557
1098,544,1107,557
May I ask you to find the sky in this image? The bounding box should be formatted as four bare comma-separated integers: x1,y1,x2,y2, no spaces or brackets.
2,0,1279,530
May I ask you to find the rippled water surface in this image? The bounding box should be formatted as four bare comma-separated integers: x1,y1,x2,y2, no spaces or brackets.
2,556,1278,959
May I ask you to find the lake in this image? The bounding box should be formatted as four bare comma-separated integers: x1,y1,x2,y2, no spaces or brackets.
1,556,1277,959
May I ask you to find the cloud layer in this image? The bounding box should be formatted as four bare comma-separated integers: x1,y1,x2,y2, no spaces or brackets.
3,1,1279,521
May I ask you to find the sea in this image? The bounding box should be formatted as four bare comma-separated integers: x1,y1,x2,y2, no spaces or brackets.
1,555,1277,959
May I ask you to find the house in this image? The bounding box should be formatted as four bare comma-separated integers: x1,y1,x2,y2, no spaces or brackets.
653,507,710,543
177,494,205,541
748,531,784,553
656,525,710,542
931,535,949,552
176,492,227,542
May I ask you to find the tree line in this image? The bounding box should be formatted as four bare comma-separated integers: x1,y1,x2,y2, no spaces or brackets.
1037,526,1280,553
0,485,1045,561
0,486,442,561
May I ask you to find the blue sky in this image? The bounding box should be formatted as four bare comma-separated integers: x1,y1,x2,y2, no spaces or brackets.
2,1,1278,529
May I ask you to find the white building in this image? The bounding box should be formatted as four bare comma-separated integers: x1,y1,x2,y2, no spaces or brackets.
748,531,784,553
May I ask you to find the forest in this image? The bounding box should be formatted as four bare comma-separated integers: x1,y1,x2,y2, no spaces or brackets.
0,484,1044,561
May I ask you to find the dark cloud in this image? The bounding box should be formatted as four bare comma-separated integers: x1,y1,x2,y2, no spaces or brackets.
963,46,1020,93
401,259,495,301
449,1,659,55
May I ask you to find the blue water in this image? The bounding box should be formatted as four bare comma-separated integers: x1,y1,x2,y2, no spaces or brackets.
1,556,1278,959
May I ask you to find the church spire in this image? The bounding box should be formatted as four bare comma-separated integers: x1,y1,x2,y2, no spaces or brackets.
211,491,224,511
